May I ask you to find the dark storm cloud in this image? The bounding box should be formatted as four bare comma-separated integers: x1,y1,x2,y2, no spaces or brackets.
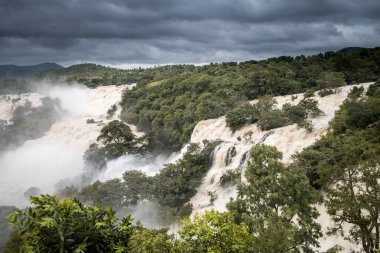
0,0,379,66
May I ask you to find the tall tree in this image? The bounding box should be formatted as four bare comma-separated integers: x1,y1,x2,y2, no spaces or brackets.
321,131,380,253
97,120,148,159
228,144,321,252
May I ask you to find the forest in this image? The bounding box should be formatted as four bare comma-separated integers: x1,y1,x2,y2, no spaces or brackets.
0,49,380,252
3,81,380,252
41,48,380,151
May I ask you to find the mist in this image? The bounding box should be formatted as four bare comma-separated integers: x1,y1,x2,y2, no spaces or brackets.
98,151,181,180
0,79,184,210
0,81,129,206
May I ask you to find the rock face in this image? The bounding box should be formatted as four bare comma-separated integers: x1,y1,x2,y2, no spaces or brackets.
188,83,372,252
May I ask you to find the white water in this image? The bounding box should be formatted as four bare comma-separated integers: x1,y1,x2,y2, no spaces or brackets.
98,152,181,179
188,83,372,252
0,82,373,251
0,93,43,122
0,83,132,206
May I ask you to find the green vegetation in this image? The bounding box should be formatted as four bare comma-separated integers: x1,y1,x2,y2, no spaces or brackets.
304,89,315,98
33,49,380,151
129,227,173,253
83,120,151,173
6,195,133,253
228,144,321,252
220,168,241,187
96,120,149,158
226,103,260,131
106,104,117,119
0,97,61,152
40,63,195,87
65,142,219,220
292,83,380,252
7,143,322,252
366,79,380,98
3,51,380,252
152,143,216,208
86,118,96,124
6,196,256,253
178,210,254,252
118,49,379,151
226,96,322,132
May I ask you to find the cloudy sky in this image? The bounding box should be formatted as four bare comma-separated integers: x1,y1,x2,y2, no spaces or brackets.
1,0,380,67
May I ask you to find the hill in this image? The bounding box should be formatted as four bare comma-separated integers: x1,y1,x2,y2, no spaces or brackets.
0,62,63,79
336,46,372,54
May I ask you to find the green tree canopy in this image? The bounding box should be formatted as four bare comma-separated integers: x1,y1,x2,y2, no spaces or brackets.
7,195,133,253
177,210,254,253
228,144,321,252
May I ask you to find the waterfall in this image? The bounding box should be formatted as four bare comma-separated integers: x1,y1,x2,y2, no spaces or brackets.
188,83,371,252
0,82,372,252
0,83,134,206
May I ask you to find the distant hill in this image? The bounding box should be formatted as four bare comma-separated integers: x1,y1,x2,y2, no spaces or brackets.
0,62,63,79
336,47,372,54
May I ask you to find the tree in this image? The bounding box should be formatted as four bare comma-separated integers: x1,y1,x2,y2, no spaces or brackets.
325,161,380,253
152,142,218,209
177,210,254,253
255,95,277,112
97,120,147,159
283,98,323,132
7,195,132,253
226,103,259,131
318,130,380,253
366,80,380,98
316,71,346,91
257,109,286,130
83,143,107,173
228,144,321,252
129,228,174,253
122,170,153,206
79,179,124,209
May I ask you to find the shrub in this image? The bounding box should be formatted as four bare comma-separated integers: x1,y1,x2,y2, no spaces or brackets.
318,88,335,97
367,80,380,98
257,110,287,131
304,89,314,98
220,169,241,187
86,118,96,124
226,104,259,131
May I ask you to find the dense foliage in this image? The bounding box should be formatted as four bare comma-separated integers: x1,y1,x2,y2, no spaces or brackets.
3,50,380,252
17,49,377,152
118,48,379,151
228,144,321,252
7,143,323,252
178,210,254,252
7,195,133,253
83,120,151,174
40,63,196,88
96,120,150,158
64,142,218,220
6,196,256,253
226,95,322,131
292,82,380,252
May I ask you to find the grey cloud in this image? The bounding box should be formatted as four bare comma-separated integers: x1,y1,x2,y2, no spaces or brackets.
0,0,379,66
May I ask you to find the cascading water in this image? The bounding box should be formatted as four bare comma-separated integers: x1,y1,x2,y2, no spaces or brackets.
0,82,372,252
188,83,372,252
0,83,133,206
